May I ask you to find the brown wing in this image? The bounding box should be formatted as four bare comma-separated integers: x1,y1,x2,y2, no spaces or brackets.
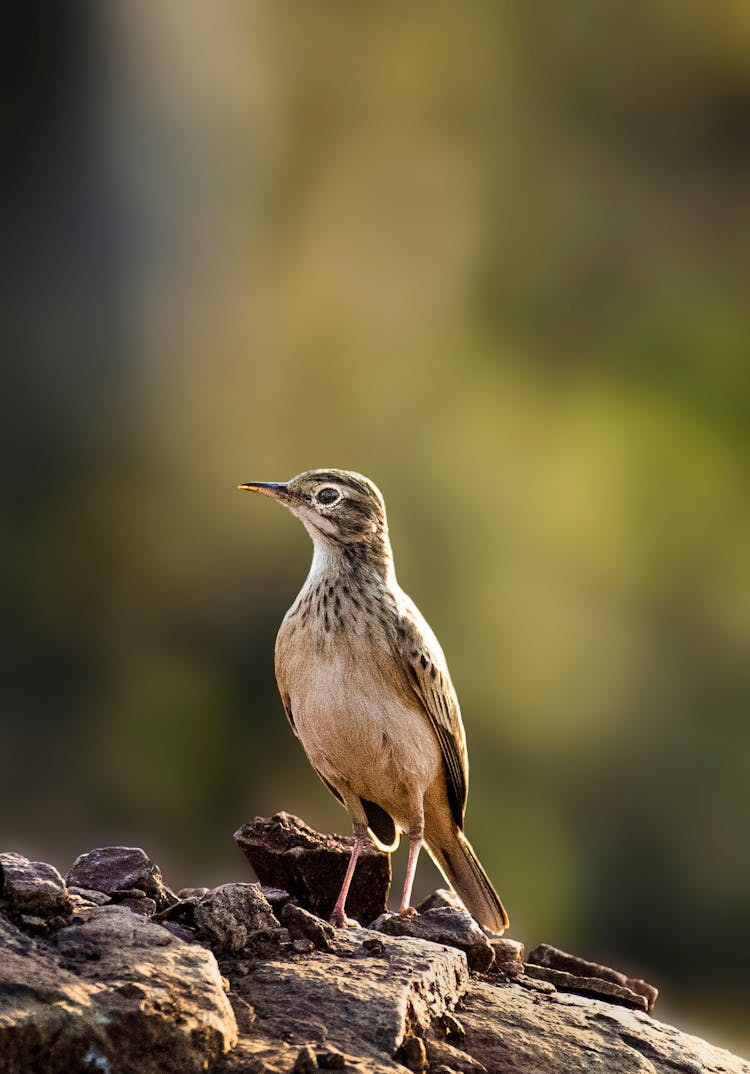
393,596,468,828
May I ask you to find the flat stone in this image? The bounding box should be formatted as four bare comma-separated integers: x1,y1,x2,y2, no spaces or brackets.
372,907,494,972
0,904,237,1073
68,886,111,906
0,853,72,919
230,926,469,1059
193,883,279,954
517,973,556,994
459,978,750,1074
111,891,158,917
234,813,390,927
66,847,176,911
522,963,648,1012
526,943,659,1012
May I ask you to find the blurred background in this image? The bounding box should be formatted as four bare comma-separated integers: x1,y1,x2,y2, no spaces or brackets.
2,0,749,1052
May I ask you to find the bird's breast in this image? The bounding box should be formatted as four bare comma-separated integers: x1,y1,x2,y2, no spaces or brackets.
275,610,440,811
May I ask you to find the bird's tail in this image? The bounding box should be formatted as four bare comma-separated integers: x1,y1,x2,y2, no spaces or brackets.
426,823,509,935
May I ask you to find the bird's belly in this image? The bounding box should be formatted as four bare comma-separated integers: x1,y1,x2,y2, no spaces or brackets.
287,654,440,821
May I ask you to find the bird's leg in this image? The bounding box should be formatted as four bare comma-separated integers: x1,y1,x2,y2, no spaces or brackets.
399,817,425,917
330,820,368,927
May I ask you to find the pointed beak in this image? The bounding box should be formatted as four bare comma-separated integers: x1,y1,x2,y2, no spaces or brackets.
237,481,290,500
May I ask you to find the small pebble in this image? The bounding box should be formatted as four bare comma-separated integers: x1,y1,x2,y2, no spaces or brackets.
361,937,385,957
398,1036,427,1072
292,1044,319,1072
317,1047,346,1069
442,1012,465,1039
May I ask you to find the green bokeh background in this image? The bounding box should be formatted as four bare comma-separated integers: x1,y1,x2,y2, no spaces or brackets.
3,1,749,1053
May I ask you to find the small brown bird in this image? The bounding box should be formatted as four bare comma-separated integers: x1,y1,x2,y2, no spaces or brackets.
239,469,509,933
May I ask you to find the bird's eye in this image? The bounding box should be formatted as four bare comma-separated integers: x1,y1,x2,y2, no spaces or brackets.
316,487,340,505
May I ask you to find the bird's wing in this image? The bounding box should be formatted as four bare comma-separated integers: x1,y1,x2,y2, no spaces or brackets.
274,635,300,739
392,594,468,828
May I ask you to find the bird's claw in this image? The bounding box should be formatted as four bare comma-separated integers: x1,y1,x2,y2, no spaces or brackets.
329,908,360,928
399,905,418,918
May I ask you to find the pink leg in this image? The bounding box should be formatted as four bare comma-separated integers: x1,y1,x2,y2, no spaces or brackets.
330,822,368,927
399,824,424,916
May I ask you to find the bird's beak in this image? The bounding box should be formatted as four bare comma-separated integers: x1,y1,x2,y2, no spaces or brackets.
237,481,290,500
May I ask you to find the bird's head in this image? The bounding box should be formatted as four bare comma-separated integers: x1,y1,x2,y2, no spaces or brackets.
238,469,389,551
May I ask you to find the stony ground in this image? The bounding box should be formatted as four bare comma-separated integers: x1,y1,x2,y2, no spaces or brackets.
1,814,747,1074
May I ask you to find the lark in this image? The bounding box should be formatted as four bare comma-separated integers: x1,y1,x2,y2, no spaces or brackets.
238,469,509,933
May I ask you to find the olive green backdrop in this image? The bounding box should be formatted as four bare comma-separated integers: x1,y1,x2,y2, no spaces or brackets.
3,1,748,1053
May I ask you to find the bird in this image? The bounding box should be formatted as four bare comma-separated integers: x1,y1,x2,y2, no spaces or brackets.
238,468,509,933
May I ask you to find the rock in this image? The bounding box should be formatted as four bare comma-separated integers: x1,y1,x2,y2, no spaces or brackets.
228,926,469,1061
0,903,237,1073
397,1035,428,1072
234,813,390,926
178,886,210,900
440,1012,466,1040
488,936,524,967
458,978,750,1074
281,903,335,952
526,942,659,1013
522,963,648,1011
372,907,494,972
161,920,199,944
292,1044,319,1071
259,886,293,914
111,891,157,917
317,1046,347,1068
0,852,72,920
424,1039,486,1073
417,888,466,914
66,847,176,911
68,886,111,906
516,972,556,994
193,884,279,954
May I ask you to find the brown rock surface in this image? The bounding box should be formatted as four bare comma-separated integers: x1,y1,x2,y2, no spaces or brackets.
0,852,72,921
372,906,495,972
221,926,469,1072
192,883,279,953
459,978,750,1074
66,847,176,911
527,942,659,1012
234,812,390,926
522,963,649,1011
2,825,748,1074
0,903,237,1074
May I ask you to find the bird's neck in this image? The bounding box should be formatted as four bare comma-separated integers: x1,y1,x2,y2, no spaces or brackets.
305,531,395,592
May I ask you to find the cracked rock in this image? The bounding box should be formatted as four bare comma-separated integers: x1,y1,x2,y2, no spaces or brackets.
66,847,176,911
372,907,494,972
526,943,658,1013
193,883,279,954
0,853,72,920
281,903,335,952
522,963,648,1011
234,813,390,926
1,904,237,1073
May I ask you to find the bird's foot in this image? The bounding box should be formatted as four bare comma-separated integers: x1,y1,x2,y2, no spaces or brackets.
398,905,419,918
329,907,359,928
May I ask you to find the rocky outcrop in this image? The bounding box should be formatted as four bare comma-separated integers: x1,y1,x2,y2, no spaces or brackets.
234,813,391,926
1,825,748,1074
0,882,237,1074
